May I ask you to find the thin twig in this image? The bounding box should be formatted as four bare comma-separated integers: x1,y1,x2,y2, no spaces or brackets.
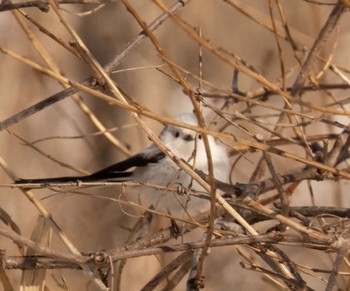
290,0,347,96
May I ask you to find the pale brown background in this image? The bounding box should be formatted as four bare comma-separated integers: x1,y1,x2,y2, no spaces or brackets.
1,0,350,290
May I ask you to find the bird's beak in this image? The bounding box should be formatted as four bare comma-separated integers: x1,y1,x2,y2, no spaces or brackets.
184,135,194,141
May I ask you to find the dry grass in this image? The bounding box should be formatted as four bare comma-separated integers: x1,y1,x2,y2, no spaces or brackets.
1,0,350,290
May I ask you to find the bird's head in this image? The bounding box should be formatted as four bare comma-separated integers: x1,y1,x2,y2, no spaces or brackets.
160,113,220,164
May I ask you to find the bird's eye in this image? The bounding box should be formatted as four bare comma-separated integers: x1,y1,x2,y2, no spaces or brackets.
198,134,202,140
174,131,180,138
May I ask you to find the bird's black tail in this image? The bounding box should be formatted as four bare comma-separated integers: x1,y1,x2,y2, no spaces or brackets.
14,150,155,186
15,171,132,186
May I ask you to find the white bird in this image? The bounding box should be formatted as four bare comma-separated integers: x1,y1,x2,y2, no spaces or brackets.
16,113,229,214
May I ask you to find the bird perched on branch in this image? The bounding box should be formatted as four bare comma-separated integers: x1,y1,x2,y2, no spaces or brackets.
16,113,229,214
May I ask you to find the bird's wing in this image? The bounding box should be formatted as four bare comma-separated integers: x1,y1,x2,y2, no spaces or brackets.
89,146,165,179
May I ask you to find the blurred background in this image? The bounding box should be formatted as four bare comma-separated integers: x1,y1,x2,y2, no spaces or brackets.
1,0,350,290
